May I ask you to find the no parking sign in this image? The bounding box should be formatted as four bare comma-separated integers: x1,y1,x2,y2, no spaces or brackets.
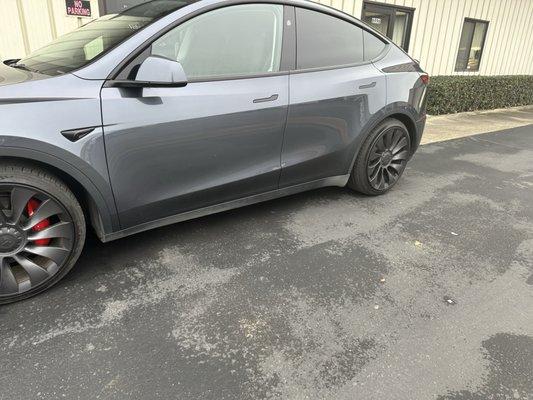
66,0,92,17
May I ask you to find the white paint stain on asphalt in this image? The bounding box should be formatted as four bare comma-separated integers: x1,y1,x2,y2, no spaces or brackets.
1,127,533,400
21,249,240,346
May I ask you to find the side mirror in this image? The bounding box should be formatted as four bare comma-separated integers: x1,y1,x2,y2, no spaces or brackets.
136,56,187,86
110,56,188,88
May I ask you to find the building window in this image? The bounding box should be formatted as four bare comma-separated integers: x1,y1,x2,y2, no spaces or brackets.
455,18,489,72
362,1,414,51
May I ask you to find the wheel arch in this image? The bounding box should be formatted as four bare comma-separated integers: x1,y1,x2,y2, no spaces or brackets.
0,150,119,240
349,103,422,172
387,112,418,153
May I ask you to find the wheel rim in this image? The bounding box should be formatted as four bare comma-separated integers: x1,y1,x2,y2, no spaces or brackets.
0,184,74,298
366,127,411,191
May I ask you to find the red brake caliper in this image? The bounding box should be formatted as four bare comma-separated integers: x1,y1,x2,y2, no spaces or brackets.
26,199,51,246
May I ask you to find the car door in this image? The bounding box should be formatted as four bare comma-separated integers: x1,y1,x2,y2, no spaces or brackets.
279,7,387,187
101,4,289,228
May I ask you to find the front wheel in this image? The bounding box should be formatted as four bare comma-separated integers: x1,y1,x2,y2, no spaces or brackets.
348,118,411,195
0,163,85,304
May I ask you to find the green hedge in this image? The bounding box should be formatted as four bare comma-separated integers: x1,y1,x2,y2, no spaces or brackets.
426,75,533,115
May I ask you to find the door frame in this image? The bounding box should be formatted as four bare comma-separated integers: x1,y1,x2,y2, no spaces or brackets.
362,1,414,51
100,2,295,229
98,0,107,15
106,4,295,81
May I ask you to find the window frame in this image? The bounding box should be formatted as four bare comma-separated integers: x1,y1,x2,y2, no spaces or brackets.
294,7,363,72
454,17,489,72
362,1,414,52
108,2,391,83
150,3,287,81
291,6,389,75
111,3,295,83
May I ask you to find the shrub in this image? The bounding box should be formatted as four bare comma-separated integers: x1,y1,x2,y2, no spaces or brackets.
426,75,533,115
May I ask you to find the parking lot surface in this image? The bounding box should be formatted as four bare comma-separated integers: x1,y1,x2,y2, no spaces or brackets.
1,125,533,400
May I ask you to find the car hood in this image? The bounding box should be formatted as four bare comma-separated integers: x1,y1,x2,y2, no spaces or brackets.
0,61,49,87
0,62,104,106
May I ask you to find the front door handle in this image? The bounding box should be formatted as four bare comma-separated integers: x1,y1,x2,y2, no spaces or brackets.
359,81,377,89
253,94,279,103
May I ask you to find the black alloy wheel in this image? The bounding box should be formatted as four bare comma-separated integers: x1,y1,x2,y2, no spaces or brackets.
0,163,85,304
348,118,411,195
366,126,410,191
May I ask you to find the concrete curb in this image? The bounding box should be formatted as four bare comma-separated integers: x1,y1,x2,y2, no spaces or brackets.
422,105,533,145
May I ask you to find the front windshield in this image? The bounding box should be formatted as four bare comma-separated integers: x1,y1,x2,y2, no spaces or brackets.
16,0,195,76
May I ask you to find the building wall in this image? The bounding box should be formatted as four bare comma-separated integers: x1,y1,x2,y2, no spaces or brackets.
315,0,533,76
0,0,532,76
0,0,99,60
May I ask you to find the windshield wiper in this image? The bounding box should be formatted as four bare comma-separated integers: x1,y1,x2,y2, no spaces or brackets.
10,63,40,73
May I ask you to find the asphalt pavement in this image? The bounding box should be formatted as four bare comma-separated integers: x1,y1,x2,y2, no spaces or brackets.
1,124,533,400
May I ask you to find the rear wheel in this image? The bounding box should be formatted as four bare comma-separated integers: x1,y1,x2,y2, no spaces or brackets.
348,118,411,195
0,163,85,304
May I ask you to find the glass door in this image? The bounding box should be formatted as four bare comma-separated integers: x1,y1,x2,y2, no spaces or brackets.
362,4,393,37
362,2,414,51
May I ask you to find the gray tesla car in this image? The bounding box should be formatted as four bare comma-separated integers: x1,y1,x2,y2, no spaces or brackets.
0,0,427,303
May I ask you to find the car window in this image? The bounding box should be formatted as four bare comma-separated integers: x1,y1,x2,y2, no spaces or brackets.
295,8,364,69
152,4,284,80
17,0,195,76
363,30,387,60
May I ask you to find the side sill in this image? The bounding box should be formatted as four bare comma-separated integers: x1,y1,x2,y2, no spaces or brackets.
101,174,350,242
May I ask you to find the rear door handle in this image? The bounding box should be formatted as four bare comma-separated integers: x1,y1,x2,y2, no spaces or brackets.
253,94,279,103
359,81,376,89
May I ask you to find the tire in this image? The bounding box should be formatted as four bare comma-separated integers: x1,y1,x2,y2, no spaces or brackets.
0,162,85,304
348,118,411,196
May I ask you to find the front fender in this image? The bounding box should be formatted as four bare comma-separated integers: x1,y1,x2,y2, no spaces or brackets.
0,73,119,238
0,137,119,236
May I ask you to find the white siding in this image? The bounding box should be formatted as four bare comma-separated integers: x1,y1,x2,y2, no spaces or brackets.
21,0,54,53
0,0,531,76
0,0,100,60
0,0,26,60
315,0,533,76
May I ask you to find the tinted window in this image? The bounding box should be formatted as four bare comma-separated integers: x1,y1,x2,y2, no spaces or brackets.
363,30,387,60
17,0,195,76
295,8,364,69
152,4,284,79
